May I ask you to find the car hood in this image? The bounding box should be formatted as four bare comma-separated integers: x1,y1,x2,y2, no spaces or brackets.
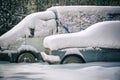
44,21,120,50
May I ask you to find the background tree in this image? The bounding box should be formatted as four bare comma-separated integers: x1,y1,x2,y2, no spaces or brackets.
0,0,21,35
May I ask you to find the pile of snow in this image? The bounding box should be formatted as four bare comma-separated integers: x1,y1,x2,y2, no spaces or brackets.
0,62,120,80
44,21,120,50
47,6,120,33
45,66,120,80
0,11,56,47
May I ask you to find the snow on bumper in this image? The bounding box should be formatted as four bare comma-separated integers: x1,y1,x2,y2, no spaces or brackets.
41,52,60,64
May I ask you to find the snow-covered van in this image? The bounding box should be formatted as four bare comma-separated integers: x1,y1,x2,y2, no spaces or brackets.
0,6,120,63
43,21,120,64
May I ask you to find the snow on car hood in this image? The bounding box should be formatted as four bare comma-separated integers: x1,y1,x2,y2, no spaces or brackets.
44,21,120,50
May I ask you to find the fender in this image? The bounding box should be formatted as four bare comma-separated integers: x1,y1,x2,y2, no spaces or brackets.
18,45,38,53
60,48,86,62
62,48,84,57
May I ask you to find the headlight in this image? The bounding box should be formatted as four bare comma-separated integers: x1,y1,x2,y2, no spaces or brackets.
45,48,52,55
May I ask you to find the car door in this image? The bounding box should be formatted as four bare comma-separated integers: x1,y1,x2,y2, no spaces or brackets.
80,47,101,62
96,48,120,62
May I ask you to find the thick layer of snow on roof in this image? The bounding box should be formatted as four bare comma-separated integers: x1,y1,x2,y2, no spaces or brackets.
48,6,120,16
0,11,56,47
47,6,120,33
44,21,120,50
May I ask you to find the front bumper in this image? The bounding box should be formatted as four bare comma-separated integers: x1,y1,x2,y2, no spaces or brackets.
41,52,60,64
0,50,18,62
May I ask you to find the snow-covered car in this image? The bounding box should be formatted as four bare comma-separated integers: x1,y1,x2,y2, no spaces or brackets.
43,21,120,64
0,6,120,63
0,11,57,63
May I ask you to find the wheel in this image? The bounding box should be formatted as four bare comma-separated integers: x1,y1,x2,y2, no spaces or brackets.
61,55,84,64
17,51,36,63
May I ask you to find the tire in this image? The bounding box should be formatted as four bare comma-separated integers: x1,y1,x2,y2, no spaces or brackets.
61,55,84,64
17,51,36,63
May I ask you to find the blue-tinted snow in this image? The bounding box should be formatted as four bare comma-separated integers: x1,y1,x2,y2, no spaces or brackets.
0,62,120,80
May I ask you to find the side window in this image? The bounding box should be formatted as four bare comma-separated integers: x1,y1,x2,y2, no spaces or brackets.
29,28,35,38
108,13,120,20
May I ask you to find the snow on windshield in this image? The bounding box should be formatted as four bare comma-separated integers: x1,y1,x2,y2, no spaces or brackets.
0,11,56,47
44,21,120,50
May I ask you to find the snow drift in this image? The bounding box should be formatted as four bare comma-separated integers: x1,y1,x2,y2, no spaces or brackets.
44,21,120,50
0,62,120,80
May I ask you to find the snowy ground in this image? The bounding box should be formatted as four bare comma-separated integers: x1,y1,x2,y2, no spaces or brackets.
0,62,120,80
